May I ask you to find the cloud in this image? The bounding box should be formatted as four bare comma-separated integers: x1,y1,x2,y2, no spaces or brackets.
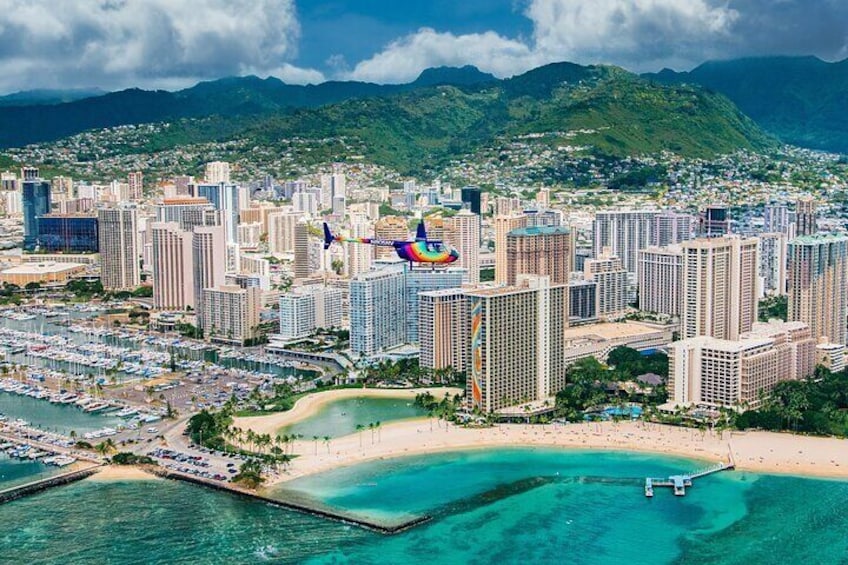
0,0,323,92
345,0,848,82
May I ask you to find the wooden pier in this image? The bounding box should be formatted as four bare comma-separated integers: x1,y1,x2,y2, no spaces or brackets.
645,454,735,497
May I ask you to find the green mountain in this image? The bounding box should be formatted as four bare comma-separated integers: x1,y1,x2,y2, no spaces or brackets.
644,56,848,153
1,63,774,175
0,88,107,107
133,63,773,175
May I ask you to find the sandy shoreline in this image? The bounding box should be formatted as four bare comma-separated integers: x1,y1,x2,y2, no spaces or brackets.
257,419,848,486
87,465,160,482
233,387,462,437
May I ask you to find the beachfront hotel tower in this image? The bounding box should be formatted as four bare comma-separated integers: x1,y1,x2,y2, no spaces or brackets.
680,237,759,341
788,233,848,345
350,264,407,357
151,222,194,310
466,275,567,413
97,205,140,291
592,210,658,290
505,225,575,287
201,285,261,345
419,288,470,374
638,245,683,317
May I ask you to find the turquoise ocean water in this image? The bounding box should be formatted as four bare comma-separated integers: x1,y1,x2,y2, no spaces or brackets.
281,396,427,439
1,448,846,564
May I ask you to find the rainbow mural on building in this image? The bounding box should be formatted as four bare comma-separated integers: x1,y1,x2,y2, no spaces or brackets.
470,296,483,409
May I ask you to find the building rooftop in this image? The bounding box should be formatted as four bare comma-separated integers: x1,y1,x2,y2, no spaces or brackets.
790,232,848,245
1,262,84,275
508,225,570,237
562,321,668,341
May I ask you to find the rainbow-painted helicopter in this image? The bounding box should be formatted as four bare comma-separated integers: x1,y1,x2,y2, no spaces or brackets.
323,220,460,264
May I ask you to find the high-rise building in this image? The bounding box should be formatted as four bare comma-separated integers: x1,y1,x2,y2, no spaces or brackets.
279,285,344,340
448,209,480,284
151,222,193,310
494,214,528,285
460,186,482,215
764,204,790,235
638,245,683,317
36,214,99,253
405,267,466,344
192,225,226,326
98,205,140,291
568,277,598,325
584,250,628,319
293,218,312,279
419,289,469,374
653,212,694,247
127,172,143,201
373,216,408,260
592,210,657,299
267,210,301,254
759,233,787,296
466,275,567,413
293,191,318,216
701,206,730,237
669,321,816,409
505,225,574,287
788,233,848,345
22,176,51,251
346,216,373,278
795,197,818,237
681,237,759,341
350,265,406,357
201,285,260,345
156,198,215,230
204,161,231,184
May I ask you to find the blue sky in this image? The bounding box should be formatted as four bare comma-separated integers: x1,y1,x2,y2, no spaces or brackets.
0,0,846,93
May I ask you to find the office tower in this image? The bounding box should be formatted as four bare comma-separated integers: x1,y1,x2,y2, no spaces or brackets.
460,186,482,215
653,212,694,247
494,214,528,284
204,161,231,184
795,197,818,237
419,289,469,374
373,216,408,260
494,196,522,216
127,172,143,201
669,321,815,408
267,210,300,254
156,198,214,228
448,209,480,284
788,233,848,345
293,191,318,216
568,277,598,325
759,233,787,296
151,222,194,310
584,250,628,318
22,167,39,181
36,214,99,253
700,206,730,237
98,205,140,291
201,285,260,345
592,210,658,296
191,182,239,246
681,237,759,341
505,225,574,286
466,276,567,413
350,265,407,357
405,267,466,344
346,217,373,278
764,204,790,235
638,245,683,316
293,218,312,279
192,225,226,326
22,175,51,251
279,286,344,340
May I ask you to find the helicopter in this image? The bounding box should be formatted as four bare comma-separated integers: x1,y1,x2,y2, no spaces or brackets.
323,220,460,264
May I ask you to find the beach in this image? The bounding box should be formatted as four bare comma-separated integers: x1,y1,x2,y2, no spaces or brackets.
233,387,462,437
245,417,848,485
87,465,160,482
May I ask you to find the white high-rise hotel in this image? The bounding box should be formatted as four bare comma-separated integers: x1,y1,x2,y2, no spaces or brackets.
681,237,759,341
151,222,193,310
449,209,480,284
98,205,140,291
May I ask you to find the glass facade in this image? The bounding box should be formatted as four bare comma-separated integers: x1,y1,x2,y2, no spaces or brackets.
37,216,99,253
22,180,51,251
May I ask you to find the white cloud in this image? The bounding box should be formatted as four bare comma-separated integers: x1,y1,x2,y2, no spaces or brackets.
0,0,323,92
346,0,741,83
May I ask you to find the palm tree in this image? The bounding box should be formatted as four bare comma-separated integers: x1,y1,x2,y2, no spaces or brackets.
375,421,382,443
323,435,331,454
368,423,375,445
356,424,364,447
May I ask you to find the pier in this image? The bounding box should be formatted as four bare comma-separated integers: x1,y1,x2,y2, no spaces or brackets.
146,466,431,534
644,454,736,497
